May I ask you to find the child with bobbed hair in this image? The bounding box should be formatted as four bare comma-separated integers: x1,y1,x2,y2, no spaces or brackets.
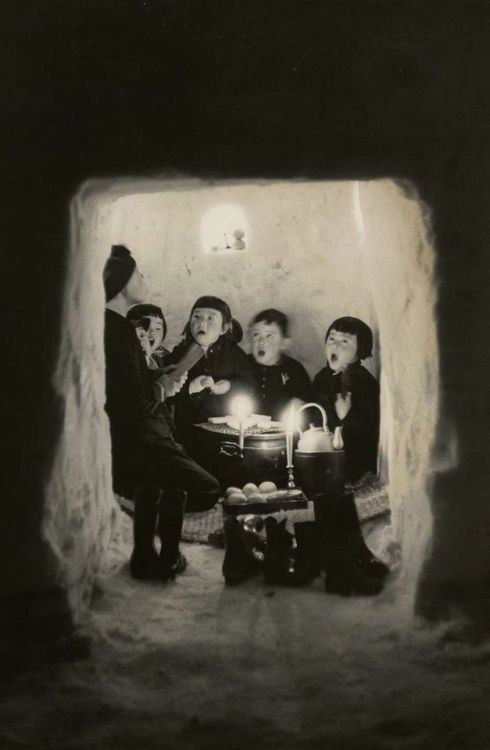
308,316,389,594
167,295,255,445
126,302,169,371
311,316,380,483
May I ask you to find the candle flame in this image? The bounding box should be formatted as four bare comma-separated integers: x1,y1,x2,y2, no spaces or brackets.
230,395,253,420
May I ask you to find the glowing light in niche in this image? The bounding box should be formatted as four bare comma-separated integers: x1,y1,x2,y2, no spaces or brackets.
200,203,250,254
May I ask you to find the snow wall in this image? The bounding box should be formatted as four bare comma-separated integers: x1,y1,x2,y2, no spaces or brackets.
43,177,439,621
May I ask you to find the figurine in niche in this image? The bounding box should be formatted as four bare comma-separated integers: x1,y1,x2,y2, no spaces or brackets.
232,229,246,251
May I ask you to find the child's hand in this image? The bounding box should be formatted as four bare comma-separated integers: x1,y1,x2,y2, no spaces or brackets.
334,392,352,421
189,375,214,394
157,366,188,398
138,333,152,357
209,379,231,396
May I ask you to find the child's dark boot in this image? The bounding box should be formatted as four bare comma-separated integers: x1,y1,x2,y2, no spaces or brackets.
292,521,324,585
130,486,160,580
263,517,296,586
357,538,390,581
157,490,187,581
316,492,385,596
222,516,263,586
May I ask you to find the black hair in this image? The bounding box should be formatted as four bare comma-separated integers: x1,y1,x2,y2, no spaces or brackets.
230,318,243,343
251,308,289,337
325,316,373,360
182,295,234,341
127,303,167,341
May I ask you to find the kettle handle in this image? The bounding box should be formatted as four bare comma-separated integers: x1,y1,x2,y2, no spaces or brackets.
294,402,329,437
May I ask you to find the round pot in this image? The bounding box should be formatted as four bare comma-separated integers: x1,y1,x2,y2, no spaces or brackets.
294,450,345,499
190,424,288,490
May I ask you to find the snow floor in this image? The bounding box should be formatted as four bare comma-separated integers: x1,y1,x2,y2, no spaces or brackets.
1,514,490,750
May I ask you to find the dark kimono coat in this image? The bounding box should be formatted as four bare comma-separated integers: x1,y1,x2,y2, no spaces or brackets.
166,335,255,444
104,309,174,495
311,361,380,482
247,353,311,420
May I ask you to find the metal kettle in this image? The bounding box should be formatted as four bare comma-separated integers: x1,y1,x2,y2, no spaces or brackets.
295,403,334,453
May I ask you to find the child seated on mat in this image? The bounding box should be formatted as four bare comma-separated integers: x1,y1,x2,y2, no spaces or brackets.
311,316,380,483
247,308,311,420
167,295,255,446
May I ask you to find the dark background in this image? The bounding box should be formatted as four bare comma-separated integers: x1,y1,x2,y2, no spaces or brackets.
3,0,490,625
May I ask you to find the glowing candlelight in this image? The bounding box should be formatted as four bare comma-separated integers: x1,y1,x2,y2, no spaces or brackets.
231,395,253,451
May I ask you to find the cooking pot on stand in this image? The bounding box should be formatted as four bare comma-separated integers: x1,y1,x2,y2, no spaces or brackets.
293,403,345,500
190,423,289,491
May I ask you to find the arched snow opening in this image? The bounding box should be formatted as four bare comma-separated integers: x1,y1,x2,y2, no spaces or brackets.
45,177,439,621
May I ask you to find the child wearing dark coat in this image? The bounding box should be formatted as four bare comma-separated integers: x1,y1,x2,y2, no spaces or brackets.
247,308,311,420
311,316,380,483
166,295,255,446
126,302,170,372
305,316,389,595
126,302,177,431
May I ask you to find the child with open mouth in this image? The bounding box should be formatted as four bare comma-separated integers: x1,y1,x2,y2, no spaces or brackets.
167,295,255,447
247,308,311,421
312,316,380,483
310,316,389,595
127,303,170,371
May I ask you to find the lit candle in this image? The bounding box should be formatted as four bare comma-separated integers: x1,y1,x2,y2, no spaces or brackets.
230,395,253,451
286,404,296,467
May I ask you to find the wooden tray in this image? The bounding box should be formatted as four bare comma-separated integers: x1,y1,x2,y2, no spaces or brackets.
222,488,308,516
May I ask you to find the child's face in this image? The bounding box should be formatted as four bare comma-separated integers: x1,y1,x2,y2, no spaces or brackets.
250,321,288,366
146,316,165,352
325,329,358,372
190,307,227,348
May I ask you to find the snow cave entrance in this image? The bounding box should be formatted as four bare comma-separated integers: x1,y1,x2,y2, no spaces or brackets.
48,178,439,615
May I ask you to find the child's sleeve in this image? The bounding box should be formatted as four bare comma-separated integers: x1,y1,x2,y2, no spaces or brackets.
310,369,327,405
292,361,312,402
111,328,165,419
164,340,202,405
163,339,186,368
304,369,331,428
227,345,256,398
343,371,380,438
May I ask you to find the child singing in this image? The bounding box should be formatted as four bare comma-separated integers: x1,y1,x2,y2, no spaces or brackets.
311,316,380,483
167,296,255,445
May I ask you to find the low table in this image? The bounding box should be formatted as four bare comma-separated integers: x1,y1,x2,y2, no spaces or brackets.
222,487,308,516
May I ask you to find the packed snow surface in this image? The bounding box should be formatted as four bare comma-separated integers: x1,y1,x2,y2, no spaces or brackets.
1,515,489,750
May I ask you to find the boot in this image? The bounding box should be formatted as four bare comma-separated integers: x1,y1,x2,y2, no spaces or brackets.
357,537,390,581
263,518,296,586
292,521,323,585
316,493,385,596
324,556,383,596
157,490,187,581
129,486,160,580
222,516,262,586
